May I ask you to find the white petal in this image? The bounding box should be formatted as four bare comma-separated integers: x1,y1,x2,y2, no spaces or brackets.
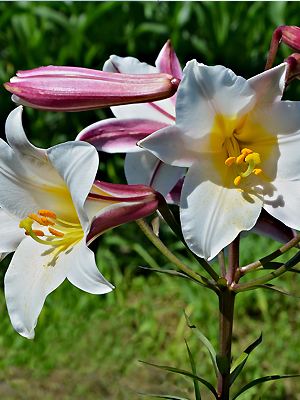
124,151,185,196
263,179,300,230
4,238,70,339
139,125,200,167
67,241,113,294
245,101,300,181
0,139,58,218
47,141,99,231
180,160,263,260
5,106,46,160
103,55,157,74
174,60,256,141
0,209,24,253
248,63,287,105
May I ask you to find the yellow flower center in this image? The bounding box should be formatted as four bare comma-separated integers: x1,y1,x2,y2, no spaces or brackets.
224,139,263,186
19,209,84,266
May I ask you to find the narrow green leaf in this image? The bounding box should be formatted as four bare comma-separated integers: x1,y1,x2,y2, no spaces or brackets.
184,312,218,378
233,374,300,399
256,284,300,298
185,340,201,400
139,266,193,280
263,262,300,274
139,360,218,399
230,334,262,386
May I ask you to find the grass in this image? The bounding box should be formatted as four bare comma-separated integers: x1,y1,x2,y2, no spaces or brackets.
0,230,299,399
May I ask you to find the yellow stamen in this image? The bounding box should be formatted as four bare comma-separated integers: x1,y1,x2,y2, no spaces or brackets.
38,209,57,219
48,227,64,237
234,176,242,186
225,156,236,166
245,152,261,165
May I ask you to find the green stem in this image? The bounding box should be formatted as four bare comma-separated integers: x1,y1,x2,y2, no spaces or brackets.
217,289,236,400
226,235,240,284
234,250,300,292
136,219,216,289
239,234,300,275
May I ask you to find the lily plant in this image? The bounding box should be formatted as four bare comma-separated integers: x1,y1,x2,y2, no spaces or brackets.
3,25,300,400
0,107,159,339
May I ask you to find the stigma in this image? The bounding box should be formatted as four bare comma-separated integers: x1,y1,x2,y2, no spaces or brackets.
225,147,263,186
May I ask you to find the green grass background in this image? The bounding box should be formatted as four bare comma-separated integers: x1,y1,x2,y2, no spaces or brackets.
0,1,299,399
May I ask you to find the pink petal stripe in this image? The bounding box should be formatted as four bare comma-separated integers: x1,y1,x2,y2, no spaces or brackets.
91,180,158,198
86,199,159,243
77,118,169,153
155,40,183,79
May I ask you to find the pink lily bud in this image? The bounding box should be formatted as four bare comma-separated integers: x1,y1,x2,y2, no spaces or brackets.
266,25,300,69
4,66,180,112
86,180,161,243
285,53,300,84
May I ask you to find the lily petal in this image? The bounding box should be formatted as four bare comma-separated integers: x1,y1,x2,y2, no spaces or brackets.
173,60,256,142
139,125,199,167
263,179,300,231
4,238,71,339
0,209,24,253
124,151,185,196
85,181,159,242
155,40,183,79
248,63,287,104
66,242,113,294
47,141,99,231
253,209,296,243
180,159,262,260
77,118,168,153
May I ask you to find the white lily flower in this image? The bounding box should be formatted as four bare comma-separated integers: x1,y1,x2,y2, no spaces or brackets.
140,60,300,260
0,107,114,339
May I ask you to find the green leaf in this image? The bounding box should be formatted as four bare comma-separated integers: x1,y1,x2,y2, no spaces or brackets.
216,354,230,375
263,262,300,274
184,312,218,378
139,361,218,399
255,284,300,298
139,266,193,280
230,334,262,386
185,340,201,400
232,374,300,399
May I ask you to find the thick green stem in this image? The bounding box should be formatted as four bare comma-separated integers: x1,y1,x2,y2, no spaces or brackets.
217,289,236,400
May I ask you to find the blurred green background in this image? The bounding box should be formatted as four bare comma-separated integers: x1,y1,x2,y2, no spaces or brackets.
0,1,300,399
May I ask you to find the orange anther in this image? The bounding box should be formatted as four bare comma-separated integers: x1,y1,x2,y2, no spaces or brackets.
234,176,242,186
253,168,263,176
48,227,64,237
38,209,57,219
225,156,236,166
236,154,246,164
241,148,253,155
28,214,54,226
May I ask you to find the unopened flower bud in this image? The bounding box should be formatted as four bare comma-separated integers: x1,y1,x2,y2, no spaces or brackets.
4,66,180,112
266,25,300,70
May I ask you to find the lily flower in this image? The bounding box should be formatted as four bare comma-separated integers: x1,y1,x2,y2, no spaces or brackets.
0,106,159,338
140,60,300,260
77,41,185,199
4,66,179,111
